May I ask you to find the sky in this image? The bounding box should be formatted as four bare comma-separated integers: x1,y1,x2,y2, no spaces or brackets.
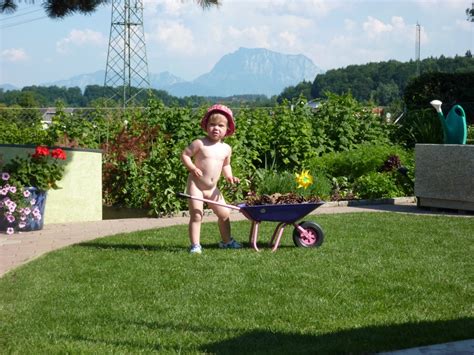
0,0,473,88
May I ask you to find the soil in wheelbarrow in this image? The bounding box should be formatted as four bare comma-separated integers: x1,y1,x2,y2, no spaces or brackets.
244,192,322,206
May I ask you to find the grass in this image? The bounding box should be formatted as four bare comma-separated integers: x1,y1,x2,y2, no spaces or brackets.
0,213,473,353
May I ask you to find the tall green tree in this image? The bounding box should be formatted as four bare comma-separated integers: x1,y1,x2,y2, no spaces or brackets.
0,0,219,18
467,3,474,22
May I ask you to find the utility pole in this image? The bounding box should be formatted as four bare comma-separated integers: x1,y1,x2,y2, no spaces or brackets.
415,22,421,76
104,0,150,107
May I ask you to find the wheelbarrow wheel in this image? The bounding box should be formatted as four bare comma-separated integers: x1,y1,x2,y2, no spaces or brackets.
293,221,324,248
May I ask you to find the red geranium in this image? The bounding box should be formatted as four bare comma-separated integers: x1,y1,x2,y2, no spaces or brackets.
32,146,50,159
1,146,68,191
51,148,67,160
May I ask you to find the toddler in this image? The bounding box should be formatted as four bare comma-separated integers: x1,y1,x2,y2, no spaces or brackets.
181,104,241,254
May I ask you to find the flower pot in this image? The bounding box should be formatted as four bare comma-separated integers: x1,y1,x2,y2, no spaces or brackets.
0,187,47,233
23,187,47,231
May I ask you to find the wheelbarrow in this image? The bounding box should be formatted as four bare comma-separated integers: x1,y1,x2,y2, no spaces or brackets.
177,192,325,252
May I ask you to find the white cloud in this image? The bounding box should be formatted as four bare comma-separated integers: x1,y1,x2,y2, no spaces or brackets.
363,16,394,39
56,29,106,54
344,19,357,31
455,19,472,31
254,0,343,18
227,25,271,48
1,48,28,62
279,31,298,47
147,20,196,54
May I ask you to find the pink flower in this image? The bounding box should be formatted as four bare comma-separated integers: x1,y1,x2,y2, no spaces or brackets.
1,172,9,181
6,227,14,235
7,201,16,213
9,186,16,193
23,190,31,198
18,222,26,229
6,214,15,223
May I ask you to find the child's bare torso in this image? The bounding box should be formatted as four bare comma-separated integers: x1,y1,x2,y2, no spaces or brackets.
190,138,231,191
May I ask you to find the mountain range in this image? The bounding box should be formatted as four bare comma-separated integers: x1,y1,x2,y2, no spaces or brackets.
1,47,323,97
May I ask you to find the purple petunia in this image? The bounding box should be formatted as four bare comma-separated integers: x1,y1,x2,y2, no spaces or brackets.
1,172,10,181
6,227,14,235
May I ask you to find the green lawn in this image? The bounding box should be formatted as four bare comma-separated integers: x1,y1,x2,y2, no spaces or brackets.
0,213,473,354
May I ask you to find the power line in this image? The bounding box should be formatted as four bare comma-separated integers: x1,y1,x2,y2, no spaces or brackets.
0,8,42,21
0,15,47,29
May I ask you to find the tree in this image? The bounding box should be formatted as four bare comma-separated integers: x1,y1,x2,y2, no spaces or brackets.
467,3,474,22
0,0,220,18
277,81,312,103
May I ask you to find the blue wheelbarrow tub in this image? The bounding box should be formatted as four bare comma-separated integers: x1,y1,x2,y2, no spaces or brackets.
237,202,325,223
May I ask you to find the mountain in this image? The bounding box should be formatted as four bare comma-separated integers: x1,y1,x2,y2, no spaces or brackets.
150,71,186,89
43,70,105,90
166,47,323,97
8,47,322,97
41,70,185,92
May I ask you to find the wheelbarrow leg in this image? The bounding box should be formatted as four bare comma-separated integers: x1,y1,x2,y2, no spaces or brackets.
270,223,288,252
249,221,260,252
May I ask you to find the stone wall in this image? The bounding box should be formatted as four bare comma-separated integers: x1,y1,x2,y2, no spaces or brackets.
415,144,474,211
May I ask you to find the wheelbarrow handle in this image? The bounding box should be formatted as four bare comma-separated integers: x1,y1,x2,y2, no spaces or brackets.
176,192,241,211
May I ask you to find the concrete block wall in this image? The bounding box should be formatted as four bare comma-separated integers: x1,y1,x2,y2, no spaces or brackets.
415,144,474,211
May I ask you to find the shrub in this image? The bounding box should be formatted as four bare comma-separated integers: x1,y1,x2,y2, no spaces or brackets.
311,92,392,153
354,172,405,199
307,144,414,200
394,109,443,148
308,144,413,180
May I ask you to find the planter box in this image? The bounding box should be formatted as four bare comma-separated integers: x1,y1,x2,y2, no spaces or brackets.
0,144,102,224
415,144,474,211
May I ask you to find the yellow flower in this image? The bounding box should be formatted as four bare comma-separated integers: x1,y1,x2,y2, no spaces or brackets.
295,170,313,189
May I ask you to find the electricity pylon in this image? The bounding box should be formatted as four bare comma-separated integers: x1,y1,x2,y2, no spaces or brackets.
104,0,150,107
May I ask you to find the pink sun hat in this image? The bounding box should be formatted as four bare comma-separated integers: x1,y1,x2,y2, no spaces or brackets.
201,104,235,136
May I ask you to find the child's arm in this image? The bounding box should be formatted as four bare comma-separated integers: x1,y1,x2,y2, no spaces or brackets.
181,140,203,177
222,150,240,184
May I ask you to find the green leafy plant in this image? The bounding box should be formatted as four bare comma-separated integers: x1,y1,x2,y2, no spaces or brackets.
247,168,331,203
395,108,443,148
1,145,67,191
353,172,405,199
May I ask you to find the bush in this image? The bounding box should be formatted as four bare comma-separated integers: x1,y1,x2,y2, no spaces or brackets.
311,93,393,153
307,144,414,200
354,172,406,199
394,109,444,148
308,144,413,179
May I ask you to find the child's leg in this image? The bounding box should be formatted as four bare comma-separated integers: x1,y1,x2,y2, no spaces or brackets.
208,191,232,244
187,182,204,246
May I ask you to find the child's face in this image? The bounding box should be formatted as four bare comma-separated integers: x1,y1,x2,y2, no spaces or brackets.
206,114,229,141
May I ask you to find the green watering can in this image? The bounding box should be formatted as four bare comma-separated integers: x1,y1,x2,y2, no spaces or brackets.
430,100,467,144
